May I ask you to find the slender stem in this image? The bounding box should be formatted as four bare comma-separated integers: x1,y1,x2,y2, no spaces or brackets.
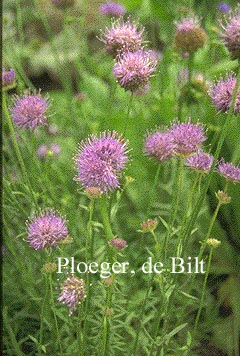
193,247,213,335
49,274,63,356
175,173,201,257
147,164,161,215
3,94,38,208
123,93,134,135
77,304,84,356
100,196,115,241
82,199,95,353
163,159,184,262
39,275,49,355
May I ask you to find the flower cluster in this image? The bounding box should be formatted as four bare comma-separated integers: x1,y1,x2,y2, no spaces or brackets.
11,93,49,130
99,18,144,57
73,131,128,193
99,2,126,17
2,68,16,90
220,6,240,60
144,120,207,161
217,160,240,183
113,50,158,93
58,276,86,313
37,143,61,159
208,73,240,114
185,151,214,173
26,209,68,250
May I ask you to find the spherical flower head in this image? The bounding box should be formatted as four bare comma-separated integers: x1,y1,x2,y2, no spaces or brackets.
185,151,213,173
99,2,126,17
113,50,157,93
11,92,49,130
220,6,240,59
109,237,127,249
37,144,48,159
49,143,61,156
2,68,16,90
174,17,207,53
217,160,240,183
208,73,240,114
73,131,129,193
170,120,207,157
219,3,231,13
58,276,86,313
99,18,144,57
51,0,76,9
144,130,174,162
26,209,68,250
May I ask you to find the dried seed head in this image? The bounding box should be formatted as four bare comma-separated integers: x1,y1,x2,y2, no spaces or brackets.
174,17,207,53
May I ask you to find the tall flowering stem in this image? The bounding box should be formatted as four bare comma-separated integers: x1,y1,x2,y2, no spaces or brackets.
123,93,134,135
183,68,240,243
100,196,115,242
49,274,63,356
163,158,184,261
193,247,213,337
3,95,38,208
82,199,95,353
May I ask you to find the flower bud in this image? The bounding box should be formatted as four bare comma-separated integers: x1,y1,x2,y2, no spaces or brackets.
141,219,158,233
216,190,231,204
109,237,127,249
43,262,57,273
207,238,221,248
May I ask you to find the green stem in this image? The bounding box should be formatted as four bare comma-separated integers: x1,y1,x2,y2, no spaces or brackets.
82,199,95,353
39,275,49,355
175,173,201,257
123,93,134,135
147,164,161,215
49,274,63,356
163,159,184,262
77,304,84,356
193,247,213,335
3,94,38,208
100,196,115,242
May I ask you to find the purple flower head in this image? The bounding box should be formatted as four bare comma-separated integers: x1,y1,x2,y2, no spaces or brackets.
50,143,61,156
113,50,157,93
51,0,75,8
174,16,207,53
109,237,127,249
73,131,129,193
11,92,49,130
144,129,174,162
208,73,240,114
99,2,126,17
48,124,58,135
220,6,240,59
185,151,214,173
2,68,16,89
58,276,86,313
217,160,240,183
26,209,68,250
99,18,144,57
37,144,48,159
219,3,231,13
170,120,207,157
